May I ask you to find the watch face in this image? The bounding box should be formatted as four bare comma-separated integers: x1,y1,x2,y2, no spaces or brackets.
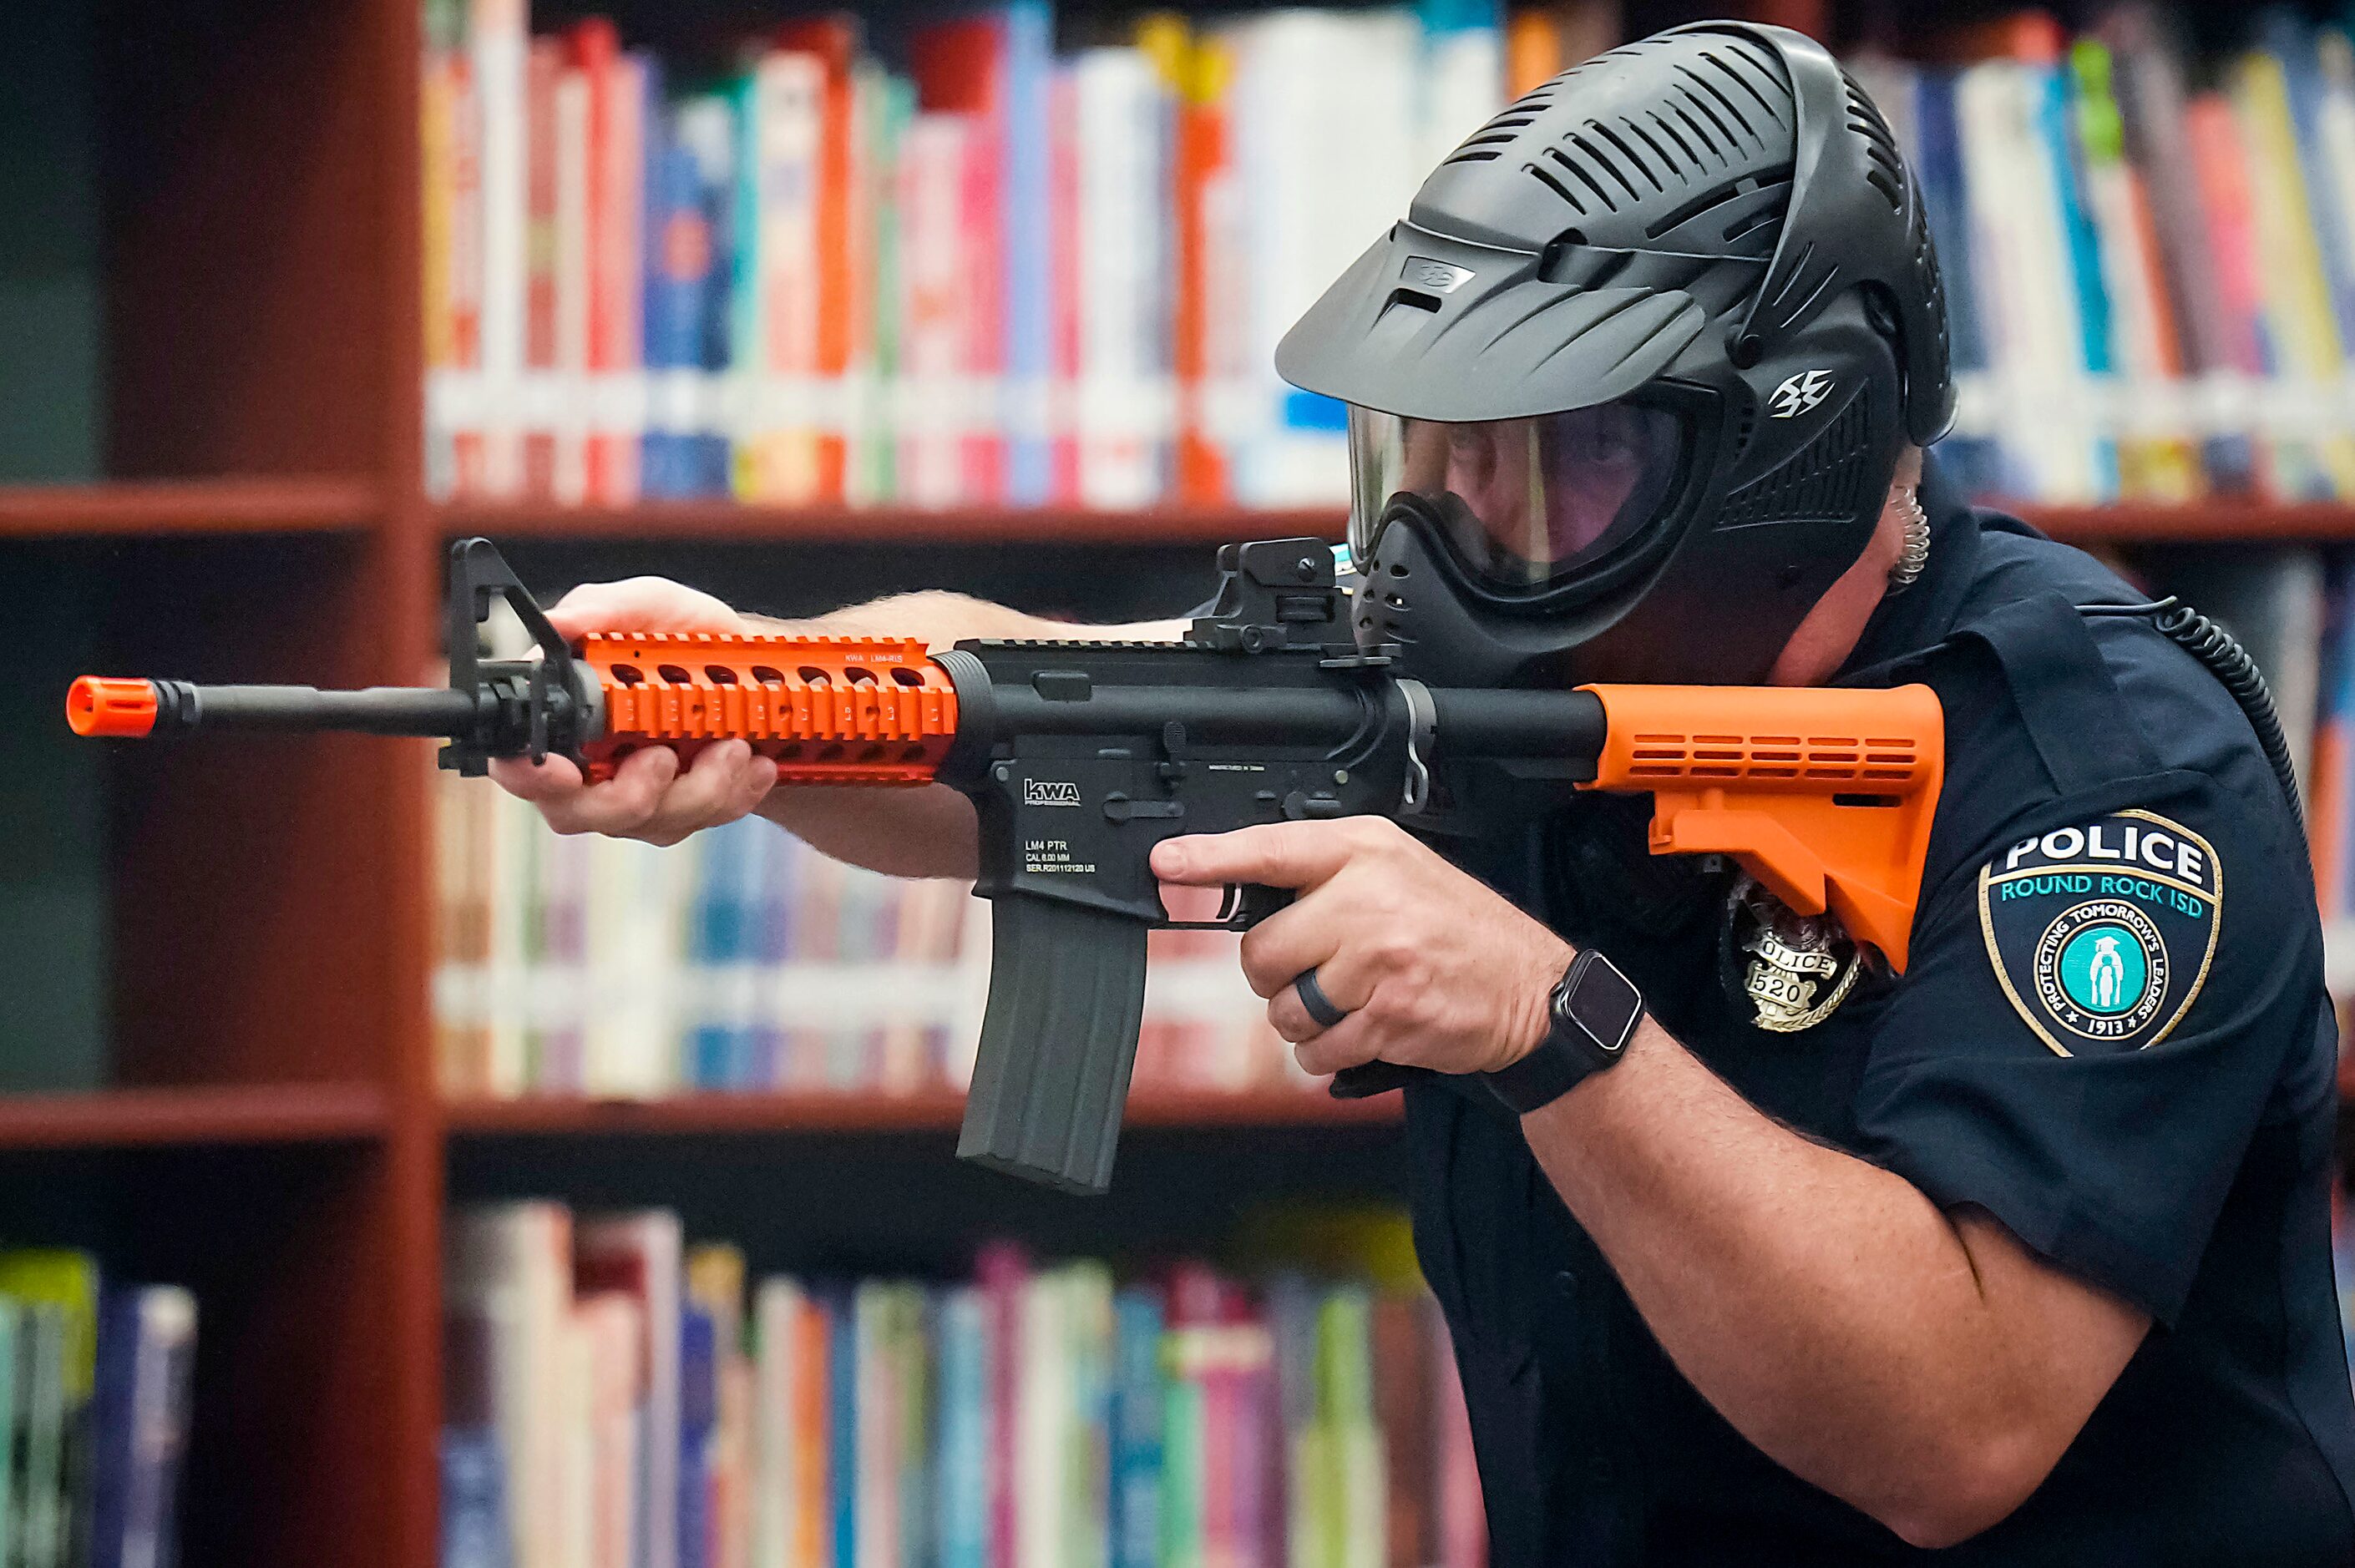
1558,954,1642,1056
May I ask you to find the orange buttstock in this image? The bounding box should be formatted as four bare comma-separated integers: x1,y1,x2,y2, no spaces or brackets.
578,632,959,786
1580,684,1945,972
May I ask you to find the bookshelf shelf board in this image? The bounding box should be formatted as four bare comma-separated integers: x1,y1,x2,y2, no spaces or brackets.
442,498,2355,549
440,1087,1401,1137
0,478,380,538
438,500,1348,545
0,1083,389,1150
2016,499,2355,544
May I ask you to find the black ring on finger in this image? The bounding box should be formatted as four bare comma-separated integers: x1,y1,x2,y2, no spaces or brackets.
1293,968,1350,1029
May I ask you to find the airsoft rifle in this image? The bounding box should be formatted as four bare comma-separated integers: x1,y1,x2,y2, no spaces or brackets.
69,537,1945,1194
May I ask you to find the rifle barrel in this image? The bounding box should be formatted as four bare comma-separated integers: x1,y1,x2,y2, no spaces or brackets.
68,677,478,740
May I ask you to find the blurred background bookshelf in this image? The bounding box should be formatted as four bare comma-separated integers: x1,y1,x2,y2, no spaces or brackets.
18,0,2355,1564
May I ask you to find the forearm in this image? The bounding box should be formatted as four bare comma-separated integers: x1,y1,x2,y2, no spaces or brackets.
745,589,1186,652
1156,816,2141,1545
1519,1024,2103,1544
747,593,1185,878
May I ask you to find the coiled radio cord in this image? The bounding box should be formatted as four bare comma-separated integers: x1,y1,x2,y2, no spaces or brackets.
2078,597,2306,842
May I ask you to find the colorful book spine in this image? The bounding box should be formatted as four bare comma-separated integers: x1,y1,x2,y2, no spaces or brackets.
934,1287,989,1568
422,12,465,501
450,1203,1486,1568
680,1306,718,1568
1072,48,1172,510
1107,1288,1162,1568
86,1287,196,1568
825,1290,855,1568
2236,48,2355,498
2071,38,2195,501
775,21,863,506
909,14,1013,504
580,1292,645,1568
426,7,2355,510
1001,0,1058,506
2040,37,2122,501
739,50,827,504
471,0,529,498
576,1211,685,1568
643,102,706,502
522,37,563,500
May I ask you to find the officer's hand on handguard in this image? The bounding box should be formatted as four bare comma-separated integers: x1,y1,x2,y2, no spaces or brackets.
489,576,780,847
1152,817,1574,1080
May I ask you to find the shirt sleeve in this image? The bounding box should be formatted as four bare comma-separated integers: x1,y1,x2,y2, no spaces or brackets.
1851,774,2319,1324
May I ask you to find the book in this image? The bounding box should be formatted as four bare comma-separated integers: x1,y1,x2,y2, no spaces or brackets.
774,19,865,507
446,1203,573,1568
2233,38,2355,499
933,1287,990,1568
472,0,529,498
523,37,562,499
908,13,1019,505
551,48,593,504
448,1203,1480,1568
579,1293,642,1568
423,8,469,501
0,1252,100,1568
443,1272,514,1568
737,49,827,504
577,1211,686,1568
424,6,2355,512
1369,1295,1431,1568
2069,38,2197,501
644,95,717,501
11,1304,63,1568
86,1287,195,1568
690,1246,753,1568
1107,1288,1162,1568
1071,48,1173,510
823,1289,855,1568
681,1305,718,1568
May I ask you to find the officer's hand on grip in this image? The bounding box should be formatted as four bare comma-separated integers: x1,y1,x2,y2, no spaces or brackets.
1152,817,1575,1080
488,576,781,847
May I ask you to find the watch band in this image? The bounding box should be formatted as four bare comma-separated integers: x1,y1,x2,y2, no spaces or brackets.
1481,948,1643,1115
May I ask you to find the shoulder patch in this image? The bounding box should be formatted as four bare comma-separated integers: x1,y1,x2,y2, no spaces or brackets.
1976,810,2222,1055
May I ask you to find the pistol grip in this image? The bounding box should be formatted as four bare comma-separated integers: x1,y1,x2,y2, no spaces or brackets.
1328,1061,1437,1099
958,894,1151,1196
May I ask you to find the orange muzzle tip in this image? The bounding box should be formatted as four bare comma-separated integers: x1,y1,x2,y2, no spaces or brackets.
67,677,159,738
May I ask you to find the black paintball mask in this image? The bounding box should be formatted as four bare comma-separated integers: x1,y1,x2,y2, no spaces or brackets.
1275,22,1956,688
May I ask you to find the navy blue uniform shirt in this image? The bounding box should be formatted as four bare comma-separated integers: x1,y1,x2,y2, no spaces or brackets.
1404,453,2355,1563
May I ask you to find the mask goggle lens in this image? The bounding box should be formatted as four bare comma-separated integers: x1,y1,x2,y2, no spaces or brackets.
1344,402,1685,589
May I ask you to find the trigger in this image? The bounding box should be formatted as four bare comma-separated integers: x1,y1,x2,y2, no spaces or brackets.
1214,883,1246,925
1233,883,1294,928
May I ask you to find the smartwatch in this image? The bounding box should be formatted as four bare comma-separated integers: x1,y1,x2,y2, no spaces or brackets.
1481,948,1643,1115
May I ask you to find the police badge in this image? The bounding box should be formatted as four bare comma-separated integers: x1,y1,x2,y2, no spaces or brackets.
1722,875,1865,1033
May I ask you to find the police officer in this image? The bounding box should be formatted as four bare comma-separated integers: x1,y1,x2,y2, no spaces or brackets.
497,22,2355,1560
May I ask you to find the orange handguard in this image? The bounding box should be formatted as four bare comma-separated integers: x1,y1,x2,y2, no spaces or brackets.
1581,684,1945,972
579,632,960,786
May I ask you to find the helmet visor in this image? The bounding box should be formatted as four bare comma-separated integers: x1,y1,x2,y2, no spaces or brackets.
1347,402,1689,591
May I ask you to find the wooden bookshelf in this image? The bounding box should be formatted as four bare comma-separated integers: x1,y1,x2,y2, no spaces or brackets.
440,498,1348,544
2021,499,2355,544
0,478,380,537
5,0,2352,1564
0,1084,387,1149
443,497,2355,549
